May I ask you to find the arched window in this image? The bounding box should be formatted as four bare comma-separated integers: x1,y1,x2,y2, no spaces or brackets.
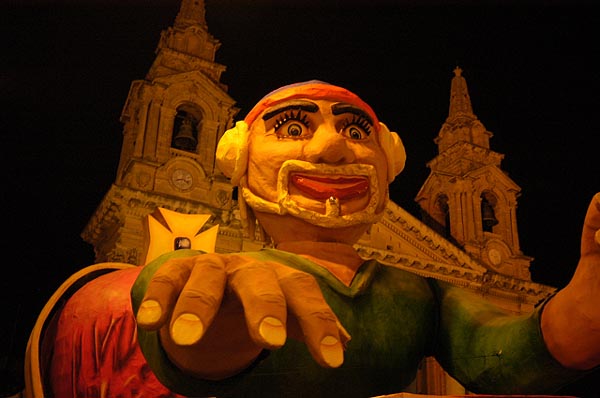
172,105,203,152
481,191,499,233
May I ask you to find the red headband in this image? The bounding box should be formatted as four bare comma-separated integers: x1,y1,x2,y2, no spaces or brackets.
244,80,380,132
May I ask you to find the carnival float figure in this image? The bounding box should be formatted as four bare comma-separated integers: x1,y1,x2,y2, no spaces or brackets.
26,81,600,397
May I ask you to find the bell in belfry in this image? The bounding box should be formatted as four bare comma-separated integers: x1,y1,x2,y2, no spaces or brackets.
174,117,197,151
481,199,499,229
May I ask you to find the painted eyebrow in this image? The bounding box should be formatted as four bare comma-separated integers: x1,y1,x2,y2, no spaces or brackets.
262,100,320,121
331,103,374,126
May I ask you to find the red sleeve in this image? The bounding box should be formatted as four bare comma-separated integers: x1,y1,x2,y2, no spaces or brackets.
48,266,184,398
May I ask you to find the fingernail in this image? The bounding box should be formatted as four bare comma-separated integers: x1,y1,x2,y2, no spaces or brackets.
320,336,343,367
137,300,162,324
259,316,286,346
595,229,600,246
336,320,351,346
171,313,204,345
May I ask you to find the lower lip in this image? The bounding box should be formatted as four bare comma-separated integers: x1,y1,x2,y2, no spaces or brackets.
291,174,369,200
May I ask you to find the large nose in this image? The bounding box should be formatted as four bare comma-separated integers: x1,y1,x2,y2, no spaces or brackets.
303,123,356,164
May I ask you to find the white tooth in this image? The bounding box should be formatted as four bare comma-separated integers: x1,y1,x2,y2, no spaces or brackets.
326,196,340,217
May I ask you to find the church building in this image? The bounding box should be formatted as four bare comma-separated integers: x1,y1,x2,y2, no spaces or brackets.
81,0,556,394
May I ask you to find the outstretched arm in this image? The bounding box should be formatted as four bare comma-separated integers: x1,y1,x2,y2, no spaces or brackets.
541,192,600,370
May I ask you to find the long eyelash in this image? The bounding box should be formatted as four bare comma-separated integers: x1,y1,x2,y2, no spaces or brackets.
342,115,372,135
274,110,310,131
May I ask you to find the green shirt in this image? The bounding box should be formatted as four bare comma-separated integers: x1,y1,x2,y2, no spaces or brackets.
131,249,585,397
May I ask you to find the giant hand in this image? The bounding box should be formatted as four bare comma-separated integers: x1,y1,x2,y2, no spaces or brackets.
541,192,600,370
135,253,350,380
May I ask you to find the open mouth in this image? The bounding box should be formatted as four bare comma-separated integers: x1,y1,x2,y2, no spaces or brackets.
241,160,380,227
290,174,369,201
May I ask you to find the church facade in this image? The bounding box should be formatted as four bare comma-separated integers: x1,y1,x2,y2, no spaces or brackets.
81,0,555,394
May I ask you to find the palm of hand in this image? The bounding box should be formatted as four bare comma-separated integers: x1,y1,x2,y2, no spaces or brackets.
136,252,348,379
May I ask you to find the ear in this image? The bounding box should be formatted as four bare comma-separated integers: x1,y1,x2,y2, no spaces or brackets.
216,120,249,185
378,122,406,183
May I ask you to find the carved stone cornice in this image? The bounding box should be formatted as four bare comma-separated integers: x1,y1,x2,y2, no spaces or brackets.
148,48,226,81
80,187,122,245
357,201,556,306
81,184,220,245
355,244,555,306
381,202,486,272
428,142,503,175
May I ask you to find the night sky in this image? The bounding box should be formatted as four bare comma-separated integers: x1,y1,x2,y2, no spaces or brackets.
1,0,599,396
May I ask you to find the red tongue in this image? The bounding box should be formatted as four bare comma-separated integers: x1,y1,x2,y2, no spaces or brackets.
291,174,369,200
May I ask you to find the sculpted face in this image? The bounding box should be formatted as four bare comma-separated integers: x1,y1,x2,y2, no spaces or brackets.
241,98,389,233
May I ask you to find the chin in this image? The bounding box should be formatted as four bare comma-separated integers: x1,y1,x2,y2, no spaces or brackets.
255,211,373,245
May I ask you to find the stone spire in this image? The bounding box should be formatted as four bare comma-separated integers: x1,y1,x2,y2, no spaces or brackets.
416,68,532,281
447,66,475,122
174,0,207,28
145,0,223,81
434,67,490,152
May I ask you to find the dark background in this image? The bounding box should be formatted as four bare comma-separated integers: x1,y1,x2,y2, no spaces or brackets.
1,0,599,396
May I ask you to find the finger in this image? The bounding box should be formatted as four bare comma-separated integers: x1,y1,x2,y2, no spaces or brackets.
136,257,195,330
276,265,347,368
169,254,227,346
581,192,600,257
228,258,287,349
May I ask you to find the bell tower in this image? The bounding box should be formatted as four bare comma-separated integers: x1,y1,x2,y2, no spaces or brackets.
82,0,246,264
416,67,532,280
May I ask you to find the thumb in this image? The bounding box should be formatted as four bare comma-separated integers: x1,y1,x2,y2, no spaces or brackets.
581,192,600,257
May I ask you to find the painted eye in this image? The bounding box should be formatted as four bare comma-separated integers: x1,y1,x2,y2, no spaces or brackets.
274,110,311,138
346,126,366,140
340,115,372,140
286,122,305,137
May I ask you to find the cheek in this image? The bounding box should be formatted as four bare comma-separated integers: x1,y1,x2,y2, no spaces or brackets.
247,140,302,197
375,153,389,193
354,145,389,199
375,154,390,209
354,145,387,174
377,158,389,185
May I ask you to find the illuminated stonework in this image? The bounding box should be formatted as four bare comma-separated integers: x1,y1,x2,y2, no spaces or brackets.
81,3,553,396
